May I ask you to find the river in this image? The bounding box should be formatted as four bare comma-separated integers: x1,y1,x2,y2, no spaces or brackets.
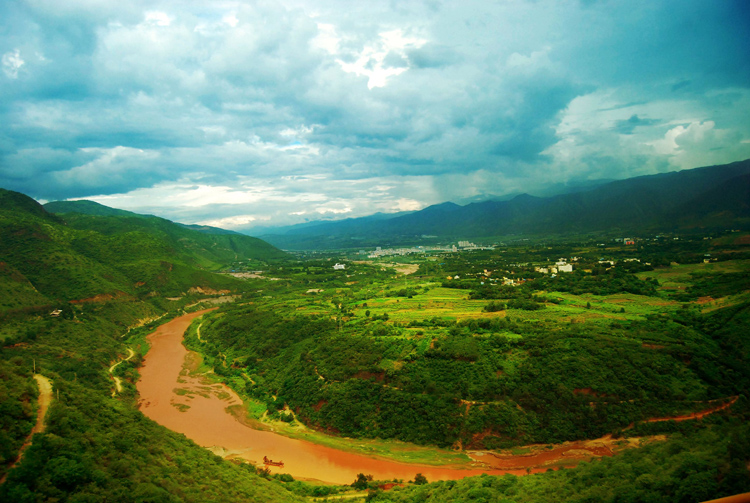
137,310,604,484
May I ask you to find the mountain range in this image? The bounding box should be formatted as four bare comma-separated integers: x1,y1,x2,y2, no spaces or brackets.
256,159,750,249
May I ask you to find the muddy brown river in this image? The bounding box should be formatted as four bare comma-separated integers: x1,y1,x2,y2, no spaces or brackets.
137,310,604,484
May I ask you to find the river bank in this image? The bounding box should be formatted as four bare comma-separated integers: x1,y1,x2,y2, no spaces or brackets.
135,310,731,485
137,310,508,483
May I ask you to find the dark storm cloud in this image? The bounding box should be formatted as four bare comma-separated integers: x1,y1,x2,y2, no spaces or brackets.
405,44,459,69
612,115,660,135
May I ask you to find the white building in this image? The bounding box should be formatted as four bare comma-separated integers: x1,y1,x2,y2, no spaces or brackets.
557,263,573,273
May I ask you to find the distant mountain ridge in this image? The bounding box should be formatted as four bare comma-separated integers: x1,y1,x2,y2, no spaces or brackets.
257,159,750,249
250,210,415,236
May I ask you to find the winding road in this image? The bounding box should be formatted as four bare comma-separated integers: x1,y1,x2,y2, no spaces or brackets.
109,348,135,397
0,374,53,485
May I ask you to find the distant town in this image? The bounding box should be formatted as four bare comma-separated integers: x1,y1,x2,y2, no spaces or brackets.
362,241,495,259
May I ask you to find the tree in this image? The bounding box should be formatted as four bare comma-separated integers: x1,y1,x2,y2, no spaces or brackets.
413,473,428,485
352,473,371,490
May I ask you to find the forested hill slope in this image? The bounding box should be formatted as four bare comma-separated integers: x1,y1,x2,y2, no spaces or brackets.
45,200,246,236
43,199,142,218
0,187,60,221
0,188,285,307
260,159,750,249
0,187,306,502
43,199,283,260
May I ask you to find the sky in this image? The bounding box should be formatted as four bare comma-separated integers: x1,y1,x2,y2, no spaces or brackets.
1,0,749,232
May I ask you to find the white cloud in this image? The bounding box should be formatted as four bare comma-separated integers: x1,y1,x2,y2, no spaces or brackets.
53,147,160,189
311,23,340,53
649,121,719,156
222,13,239,28
2,0,749,228
2,49,24,78
315,205,352,215
506,47,553,73
200,215,259,227
318,26,427,89
144,11,172,27
393,198,422,211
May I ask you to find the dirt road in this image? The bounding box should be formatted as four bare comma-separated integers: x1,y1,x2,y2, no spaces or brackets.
0,374,53,485
109,348,136,397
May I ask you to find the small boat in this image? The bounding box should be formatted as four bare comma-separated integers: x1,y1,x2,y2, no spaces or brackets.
262,456,284,467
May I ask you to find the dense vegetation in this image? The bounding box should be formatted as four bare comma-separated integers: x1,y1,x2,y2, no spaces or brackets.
1,379,304,503
0,359,36,479
183,232,750,501
0,298,312,501
0,190,305,502
0,189,285,308
194,291,749,449
188,239,747,451
367,419,750,503
2,186,750,502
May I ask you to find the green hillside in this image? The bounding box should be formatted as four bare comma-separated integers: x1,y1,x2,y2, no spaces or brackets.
43,199,285,265
0,189,286,309
43,200,142,218
182,238,750,501
0,189,310,502
44,200,248,236
2,187,749,502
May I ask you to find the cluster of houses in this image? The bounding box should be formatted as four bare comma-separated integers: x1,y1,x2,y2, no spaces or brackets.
534,258,573,274
366,245,458,258
614,237,636,245
456,241,493,250
363,241,495,259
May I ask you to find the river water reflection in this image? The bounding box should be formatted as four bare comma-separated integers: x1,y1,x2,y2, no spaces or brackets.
136,310,510,483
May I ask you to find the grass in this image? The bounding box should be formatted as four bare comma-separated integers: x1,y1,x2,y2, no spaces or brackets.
340,284,689,332
637,259,750,292
541,292,678,323
357,287,505,324
213,372,473,467
264,418,473,467
635,260,750,312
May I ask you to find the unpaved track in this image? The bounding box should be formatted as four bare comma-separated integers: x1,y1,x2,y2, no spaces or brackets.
618,396,739,432
109,348,136,397
643,396,738,423
0,374,53,485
